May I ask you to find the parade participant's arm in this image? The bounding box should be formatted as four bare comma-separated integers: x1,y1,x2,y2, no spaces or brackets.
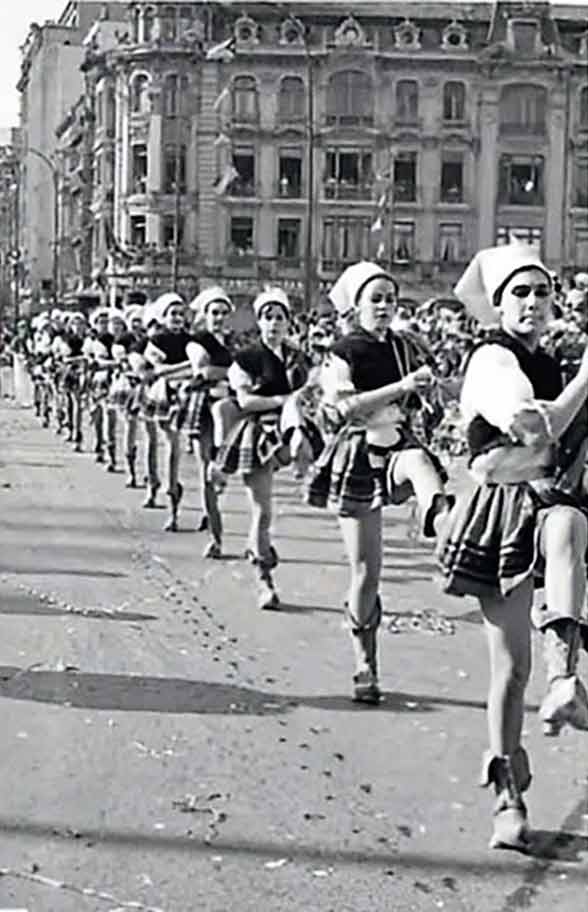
143,339,191,379
228,361,287,413
464,345,588,448
321,353,433,421
186,341,228,383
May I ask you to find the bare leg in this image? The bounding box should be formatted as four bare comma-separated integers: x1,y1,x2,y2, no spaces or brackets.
142,419,160,508
163,426,182,531
392,448,452,537
479,578,533,850
338,509,383,702
196,428,223,552
244,465,279,609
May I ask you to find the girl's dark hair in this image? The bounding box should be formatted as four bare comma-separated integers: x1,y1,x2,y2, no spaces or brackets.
492,265,552,309
354,273,399,307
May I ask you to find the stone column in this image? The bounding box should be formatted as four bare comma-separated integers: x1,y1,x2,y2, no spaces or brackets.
146,77,163,246
544,88,567,269
477,86,499,249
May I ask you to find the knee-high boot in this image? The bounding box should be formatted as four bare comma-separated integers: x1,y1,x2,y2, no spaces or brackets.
254,557,280,611
346,595,382,705
164,482,183,532
540,619,588,736
480,747,531,851
125,446,137,488
106,443,117,473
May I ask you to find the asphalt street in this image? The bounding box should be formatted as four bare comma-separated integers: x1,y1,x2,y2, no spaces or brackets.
0,401,586,912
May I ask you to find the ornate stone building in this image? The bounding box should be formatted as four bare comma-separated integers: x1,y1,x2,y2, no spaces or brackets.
81,1,588,307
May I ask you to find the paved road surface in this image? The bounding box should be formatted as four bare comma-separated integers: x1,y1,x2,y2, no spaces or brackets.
0,402,586,912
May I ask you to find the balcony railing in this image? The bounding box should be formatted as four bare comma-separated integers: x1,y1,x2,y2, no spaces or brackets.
393,183,417,203
499,122,546,136
440,188,464,204
325,114,374,128
498,190,544,207
276,181,302,199
277,255,301,268
323,181,373,201
227,179,256,198
227,250,255,267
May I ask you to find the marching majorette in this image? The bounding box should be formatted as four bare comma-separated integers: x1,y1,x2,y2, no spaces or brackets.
437,242,588,851
108,304,146,488
305,261,453,705
182,286,234,557
85,307,114,463
217,287,311,609
138,302,163,507
31,313,54,425
54,311,88,451
143,292,194,531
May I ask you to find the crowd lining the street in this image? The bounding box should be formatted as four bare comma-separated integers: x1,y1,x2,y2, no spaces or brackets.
1,255,588,855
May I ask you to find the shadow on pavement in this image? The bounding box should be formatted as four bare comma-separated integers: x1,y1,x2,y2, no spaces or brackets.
0,566,127,579
0,668,538,716
0,598,157,622
527,829,588,861
0,817,586,879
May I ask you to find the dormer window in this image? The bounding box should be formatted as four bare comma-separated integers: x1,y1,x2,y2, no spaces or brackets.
234,14,259,48
441,20,468,51
334,15,367,48
508,19,540,55
394,19,421,51
279,16,304,46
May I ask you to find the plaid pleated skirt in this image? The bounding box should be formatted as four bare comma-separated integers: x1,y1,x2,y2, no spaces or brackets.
109,373,142,415
305,426,447,518
177,388,212,439
436,480,587,600
143,378,185,427
89,369,110,400
217,411,291,476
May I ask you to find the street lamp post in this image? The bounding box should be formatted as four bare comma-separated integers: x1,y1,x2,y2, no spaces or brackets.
26,147,60,306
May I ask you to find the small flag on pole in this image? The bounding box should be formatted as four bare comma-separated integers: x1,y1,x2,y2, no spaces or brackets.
214,164,239,196
213,132,231,148
206,37,236,61
213,85,231,112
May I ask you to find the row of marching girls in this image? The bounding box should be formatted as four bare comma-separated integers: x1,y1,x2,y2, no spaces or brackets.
138,285,317,610
301,251,588,853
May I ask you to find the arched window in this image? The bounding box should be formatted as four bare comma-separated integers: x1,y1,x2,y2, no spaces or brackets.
580,86,588,127
443,81,465,122
499,84,546,134
232,76,258,122
396,80,419,123
130,74,150,114
131,6,141,44
326,71,373,125
278,76,305,121
144,7,154,42
161,5,177,41
164,74,178,116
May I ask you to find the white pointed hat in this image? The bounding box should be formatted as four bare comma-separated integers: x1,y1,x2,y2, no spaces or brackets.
454,242,552,326
328,261,398,316
252,287,290,319
189,285,233,319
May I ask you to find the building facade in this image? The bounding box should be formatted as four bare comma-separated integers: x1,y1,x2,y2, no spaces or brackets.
22,2,588,311
0,131,21,323
16,2,126,309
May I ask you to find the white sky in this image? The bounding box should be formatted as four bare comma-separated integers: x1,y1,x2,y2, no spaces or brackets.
0,1,586,129
0,2,65,127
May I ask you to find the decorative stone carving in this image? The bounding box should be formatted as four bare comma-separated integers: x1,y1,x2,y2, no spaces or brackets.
441,20,469,51
234,14,259,48
394,19,421,51
334,15,367,49
279,16,304,47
